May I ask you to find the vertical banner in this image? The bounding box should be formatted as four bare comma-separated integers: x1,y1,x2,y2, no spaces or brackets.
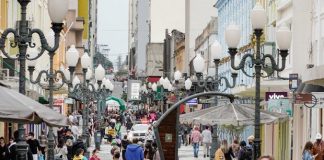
127,80,141,101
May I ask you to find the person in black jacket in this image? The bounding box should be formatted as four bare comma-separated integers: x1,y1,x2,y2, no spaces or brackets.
121,135,130,160
7,131,33,160
72,137,86,157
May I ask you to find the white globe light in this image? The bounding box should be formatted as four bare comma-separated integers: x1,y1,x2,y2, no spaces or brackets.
193,53,205,73
159,77,165,86
148,82,152,89
163,77,170,89
86,68,92,80
251,2,267,30
225,24,241,48
48,0,69,23
185,78,192,90
72,76,80,87
81,53,91,69
27,48,38,67
276,24,292,50
95,64,105,81
211,40,222,60
66,45,80,67
152,83,157,92
167,83,173,92
63,68,71,81
94,82,99,90
174,70,182,81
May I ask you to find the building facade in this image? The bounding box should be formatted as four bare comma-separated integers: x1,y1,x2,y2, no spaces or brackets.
128,0,150,78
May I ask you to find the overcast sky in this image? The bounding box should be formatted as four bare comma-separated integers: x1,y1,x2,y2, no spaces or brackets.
97,0,129,68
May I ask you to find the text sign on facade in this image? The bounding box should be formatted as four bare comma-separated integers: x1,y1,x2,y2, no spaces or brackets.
127,80,141,101
265,92,288,101
295,93,312,104
268,99,292,117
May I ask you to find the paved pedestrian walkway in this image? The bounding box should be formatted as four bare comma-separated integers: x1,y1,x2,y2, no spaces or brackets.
179,144,211,160
89,140,113,159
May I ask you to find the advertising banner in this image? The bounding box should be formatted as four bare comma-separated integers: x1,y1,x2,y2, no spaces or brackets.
268,99,292,117
127,80,141,101
265,92,288,101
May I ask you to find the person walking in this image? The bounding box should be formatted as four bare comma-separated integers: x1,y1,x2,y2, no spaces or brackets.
313,133,324,160
125,138,144,160
0,137,7,160
303,141,317,160
237,141,252,160
26,132,41,160
201,126,212,158
55,138,68,160
230,139,240,158
90,149,101,160
215,140,226,160
144,142,154,160
121,135,130,160
73,148,88,160
191,126,201,158
38,130,47,156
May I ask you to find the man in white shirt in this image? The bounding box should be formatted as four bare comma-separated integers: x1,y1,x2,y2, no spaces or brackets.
71,123,79,139
201,126,212,158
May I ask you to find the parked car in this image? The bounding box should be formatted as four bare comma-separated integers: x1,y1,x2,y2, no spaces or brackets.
127,124,149,142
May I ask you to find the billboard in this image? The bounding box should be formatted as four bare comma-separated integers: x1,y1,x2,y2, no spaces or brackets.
127,80,141,101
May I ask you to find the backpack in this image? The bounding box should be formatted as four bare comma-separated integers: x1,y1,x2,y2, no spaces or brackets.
242,146,253,160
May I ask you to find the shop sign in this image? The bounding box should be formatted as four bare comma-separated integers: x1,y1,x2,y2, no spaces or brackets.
186,98,198,105
53,98,64,106
265,92,288,101
268,99,292,117
295,93,312,104
64,98,74,104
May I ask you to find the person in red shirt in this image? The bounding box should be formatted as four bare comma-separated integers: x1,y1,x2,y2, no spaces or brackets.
90,149,101,160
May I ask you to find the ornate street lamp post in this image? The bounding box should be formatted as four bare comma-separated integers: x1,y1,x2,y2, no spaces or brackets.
0,0,68,159
225,3,292,159
192,41,238,159
66,59,106,158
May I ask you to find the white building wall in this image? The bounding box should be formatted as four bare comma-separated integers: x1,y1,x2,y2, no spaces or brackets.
150,0,185,43
135,0,150,75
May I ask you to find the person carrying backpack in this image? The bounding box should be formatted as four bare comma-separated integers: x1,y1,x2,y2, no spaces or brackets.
237,141,252,160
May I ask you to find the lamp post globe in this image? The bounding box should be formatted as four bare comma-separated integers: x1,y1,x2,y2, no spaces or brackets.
95,64,105,81
225,24,241,49
159,77,165,86
251,2,267,30
152,83,157,92
193,53,205,73
211,40,222,61
276,25,292,51
48,0,69,23
163,77,170,89
148,82,152,89
185,78,192,90
174,70,182,81
81,53,91,69
86,68,92,80
72,76,80,88
66,45,80,67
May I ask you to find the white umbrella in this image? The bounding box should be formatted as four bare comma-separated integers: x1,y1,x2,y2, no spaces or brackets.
0,85,68,126
180,103,288,126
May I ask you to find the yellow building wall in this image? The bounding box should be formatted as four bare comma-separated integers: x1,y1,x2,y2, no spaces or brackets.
0,0,8,138
78,0,89,40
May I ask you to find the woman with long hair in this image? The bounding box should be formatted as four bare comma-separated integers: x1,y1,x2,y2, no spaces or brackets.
302,141,317,160
215,139,235,160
